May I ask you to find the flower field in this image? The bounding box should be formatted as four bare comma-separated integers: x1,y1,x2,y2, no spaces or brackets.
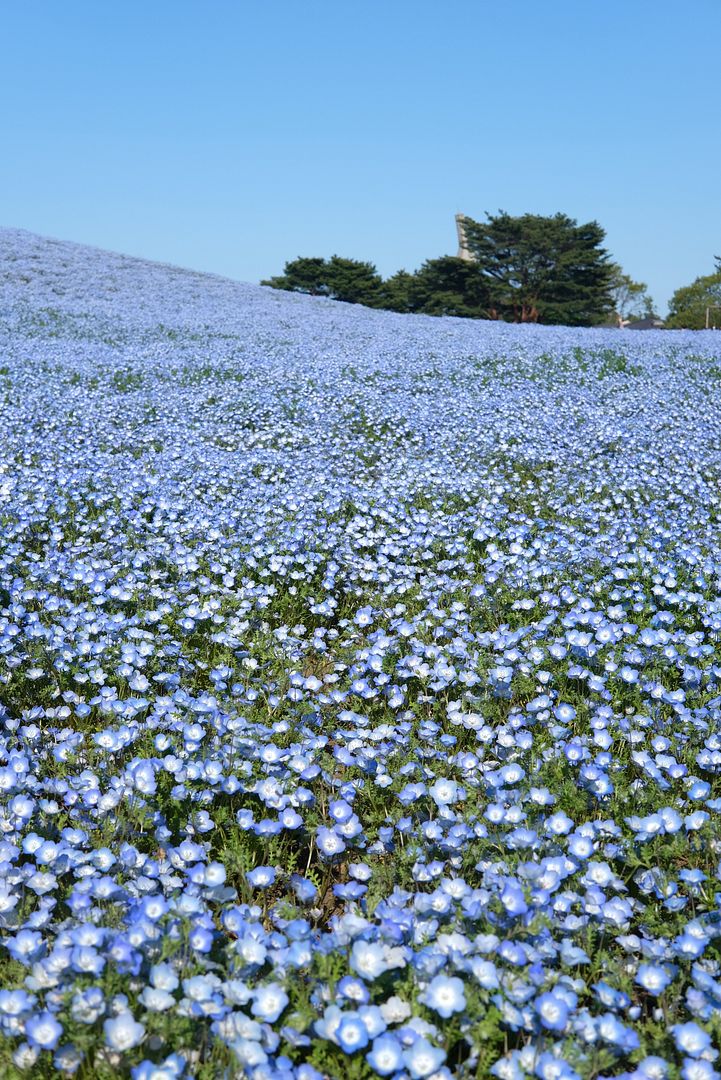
3,228,721,1080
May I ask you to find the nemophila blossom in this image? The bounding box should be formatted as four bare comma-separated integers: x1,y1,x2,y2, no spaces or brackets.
251,984,289,1024
337,976,370,1005
597,1013,641,1052
636,964,675,995
71,988,105,1025
419,974,466,1018
316,827,346,858
567,833,594,860
681,1062,721,1080
290,875,317,904
25,1011,62,1050
672,1023,715,1059
5,929,44,965
429,779,462,806
402,1037,447,1078
336,1012,370,1053
131,1054,187,1080
633,1057,669,1080
139,986,175,1012
52,1044,83,1075
675,933,709,960
535,991,570,1031
350,941,389,980
367,1033,404,1076
500,880,528,916
246,866,276,889
491,1053,525,1080
680,868,706,889
546,811,574,836
103,1011,145,1051
534,1052,581,1080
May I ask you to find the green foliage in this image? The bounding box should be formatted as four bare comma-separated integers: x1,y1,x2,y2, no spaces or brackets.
262,255,384,307
382,268,416,312
262,256,328,295
384,257,490,318
457,210,613,325
606,263,655,324
666,268,721,329
594,348,643,378
263,211,617,325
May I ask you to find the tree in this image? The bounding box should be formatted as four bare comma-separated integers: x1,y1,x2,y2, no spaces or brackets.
382,269,416,313
262,256,329,296
384,257,490,317
408,256,490,318
607,264,655,326
324,256,384,306
666,269,721,329
262,255,384,307
459,210,613,325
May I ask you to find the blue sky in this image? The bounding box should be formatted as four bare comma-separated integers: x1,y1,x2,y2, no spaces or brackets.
2,1,719,314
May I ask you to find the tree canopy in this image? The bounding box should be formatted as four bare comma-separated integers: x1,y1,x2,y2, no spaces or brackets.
384,257,490,318
606,264,655,325
666,269,721,329
459,211,613,325
262,255,384,307
261,215,720,331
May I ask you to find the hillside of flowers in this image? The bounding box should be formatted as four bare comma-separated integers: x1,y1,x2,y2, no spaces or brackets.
3,227,721,1080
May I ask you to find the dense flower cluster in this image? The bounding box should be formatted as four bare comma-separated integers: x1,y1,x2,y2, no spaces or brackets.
2,228,721,1079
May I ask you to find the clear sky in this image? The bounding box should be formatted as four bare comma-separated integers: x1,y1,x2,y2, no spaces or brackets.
2,1,719,315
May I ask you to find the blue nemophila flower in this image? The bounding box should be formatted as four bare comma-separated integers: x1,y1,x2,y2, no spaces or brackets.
139,986,175,1012
501,880,528,916
597,1012,641,1051
534,1051,581,1080
0,989,35,1023
546,811,574,835
336,1012,370,1053
337,976,370,1005
633,1057,669,1080
672,1023,714,1059
681,1061,720,1080
25,1011,62,1050
402,1037,446,1078
103,1011,145,1051
419,974,466,1018
251,984,289,1024
290,874,317,903
246,865,276,889
53,1045,83,1075
680,869,706,890
5,929,44,965
567,832,594,859
535,991,569,1031
429,779,462,806
316,827,346,858
329,799,353,822
132,1053,187,1080
350,941,389,980
367,1033,404,1076
636,964,675,995
71,988,106,1025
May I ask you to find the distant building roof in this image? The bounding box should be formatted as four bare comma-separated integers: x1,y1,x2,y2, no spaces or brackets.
627,317,665,330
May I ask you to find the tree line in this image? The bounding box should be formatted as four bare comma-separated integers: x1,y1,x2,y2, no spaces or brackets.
262,210,721,329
